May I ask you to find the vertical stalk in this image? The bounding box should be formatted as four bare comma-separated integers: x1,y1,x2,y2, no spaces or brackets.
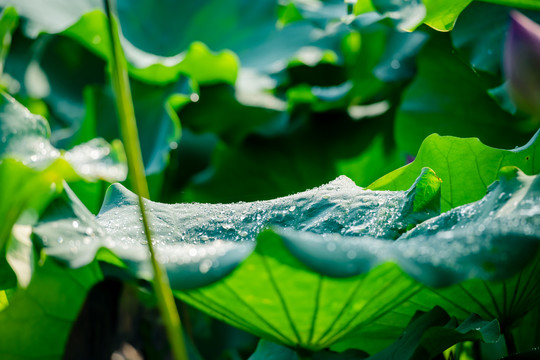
504,328,517,356
102,1,188,359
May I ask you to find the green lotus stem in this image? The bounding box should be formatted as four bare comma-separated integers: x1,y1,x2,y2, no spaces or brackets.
102,1,188,359
504,329,517,356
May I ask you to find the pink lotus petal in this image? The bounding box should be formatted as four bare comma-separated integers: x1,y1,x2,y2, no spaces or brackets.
504,11,540,117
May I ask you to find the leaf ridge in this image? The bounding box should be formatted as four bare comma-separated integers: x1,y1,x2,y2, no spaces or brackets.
306,276,323,347
260,253,303,346
458,284,496,319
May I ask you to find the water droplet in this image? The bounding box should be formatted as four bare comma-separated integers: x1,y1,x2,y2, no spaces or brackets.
288,206,296,212
347,250,357,259
199,260,212,274
326,242,337,251
201,235,209,241
72,220,79,229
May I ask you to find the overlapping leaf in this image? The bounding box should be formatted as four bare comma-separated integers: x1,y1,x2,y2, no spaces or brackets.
0,92,126,181
34,168,441,289
30,158,540,355
370,129,540,211
0,93,125,288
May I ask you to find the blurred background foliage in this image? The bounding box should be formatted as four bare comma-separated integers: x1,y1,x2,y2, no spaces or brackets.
3,0,537,212
1,0,540,359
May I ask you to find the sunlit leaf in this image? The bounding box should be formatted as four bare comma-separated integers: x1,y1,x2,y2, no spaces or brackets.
370,130,540,211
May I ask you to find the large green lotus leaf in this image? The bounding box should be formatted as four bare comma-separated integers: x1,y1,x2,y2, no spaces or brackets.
0,92,126,181
34,169,441,291
179,231,421,352
278,169,539,352
394,37,532,157
0,255,102,360
370,130,540,211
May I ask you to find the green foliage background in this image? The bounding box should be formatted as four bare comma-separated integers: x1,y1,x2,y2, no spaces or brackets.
0,0,540,359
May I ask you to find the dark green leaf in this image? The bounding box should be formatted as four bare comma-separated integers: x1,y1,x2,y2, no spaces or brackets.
480,0,540,11
86,78,189,174
248,339,368,360
367,307,499,360
181,113,399,203
0,257,102,359
394,37,532,157
248,339,298,360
